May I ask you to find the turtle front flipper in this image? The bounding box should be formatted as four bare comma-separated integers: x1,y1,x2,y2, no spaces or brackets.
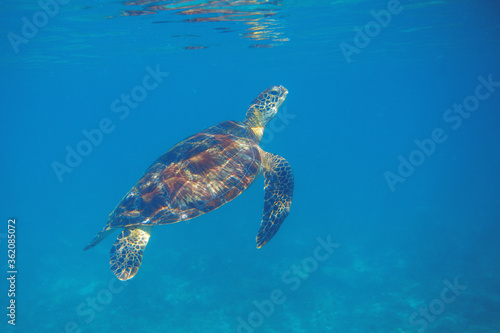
256,152,294,248
110,226,152,281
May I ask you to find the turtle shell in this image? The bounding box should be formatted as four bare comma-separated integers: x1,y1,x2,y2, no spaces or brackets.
108,120,262,228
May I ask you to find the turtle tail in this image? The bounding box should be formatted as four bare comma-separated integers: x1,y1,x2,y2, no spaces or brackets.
83,226,114,251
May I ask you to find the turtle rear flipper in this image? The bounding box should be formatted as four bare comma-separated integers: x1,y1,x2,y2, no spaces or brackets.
256,152,294,248
110,226,152,281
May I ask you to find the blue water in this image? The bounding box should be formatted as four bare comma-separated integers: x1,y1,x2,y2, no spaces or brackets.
2,0,500,332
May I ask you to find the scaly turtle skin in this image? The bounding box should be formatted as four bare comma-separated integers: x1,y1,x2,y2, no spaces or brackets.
84,85,293,281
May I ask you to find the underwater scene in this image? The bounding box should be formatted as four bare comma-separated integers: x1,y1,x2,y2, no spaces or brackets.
1,0,500,332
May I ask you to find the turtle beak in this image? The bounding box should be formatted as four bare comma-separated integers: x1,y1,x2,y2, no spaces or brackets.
280,86,288,96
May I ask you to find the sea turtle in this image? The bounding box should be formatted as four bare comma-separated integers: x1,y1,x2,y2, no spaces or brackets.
84,85,293,281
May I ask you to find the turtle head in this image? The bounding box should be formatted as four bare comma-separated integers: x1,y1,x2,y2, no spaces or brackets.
245,85,288,141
